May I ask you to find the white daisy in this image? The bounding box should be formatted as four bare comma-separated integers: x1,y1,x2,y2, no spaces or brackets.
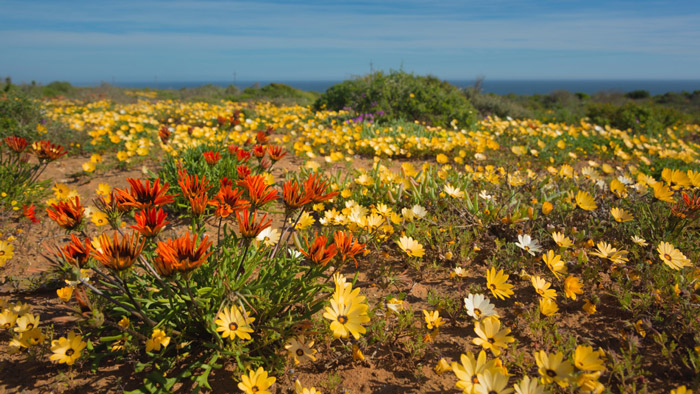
515,234,542,256
411,204,427,219
464,293,497,320
256,227,280,246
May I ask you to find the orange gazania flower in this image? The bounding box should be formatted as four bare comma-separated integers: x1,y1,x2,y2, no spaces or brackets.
300,233,338,267
115,178,175,210
202,151,221,165
177,169,211,200
282,180,312,212
93,231,145,271
58,234,92,268
46,196,84,231
31,140,67,161
237,174,278,208
22,203,40,224
237,210,272,239
158,125,171,144
333,231,366,268
131,207,169,237
304,173,338,203
267,145,286,162
4,136,29,153
236,164,251,180
155,232,213,274
255,130,269,144
236,149,251,162
209,185,250,218
251,144,266,158
188,192,210,216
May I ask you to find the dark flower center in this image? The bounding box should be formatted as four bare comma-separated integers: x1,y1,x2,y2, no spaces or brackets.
489,284,497,290
471,375,479,384
229,322,238,331
66,348,75,357
487,338,495,344
296,349,305,357
337,315,348,324
473,308,482,316
546,369,557,377
251,386,259,392
664,254,672,261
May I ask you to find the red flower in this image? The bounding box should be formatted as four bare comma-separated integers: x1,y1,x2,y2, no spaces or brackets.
252,144,266,158
255,130,269,144
22,203,40,224
237,210,272,239
267,145,287,162
93,231,145,272
155,232,213,275
158,125,171,144
237,174,278,208
115,178,175,210
46,197,84,231
227,144,239,155
282,180,312,212
303,173,338,203
177,169,211,200
300,233,337,267
58,234,92,268
202,151,221,165
131,207,169,237
333,231,366,268
31,140,67,161
4,136,28,153
209,185,249,218
236,149,251,162
236,164,251,180
220,177,233,188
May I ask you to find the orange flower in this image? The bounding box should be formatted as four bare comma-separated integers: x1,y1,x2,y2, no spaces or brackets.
46,196,84,231
256,130,269,144
93,231,145,271
237,164,251,179
131,207,169,237
31,140,67,161
267,145,287,162
202,151,221,165
58,234,92,268
155,232,213,274
209,185,249,218
304,173,338,203
282,180,312,212
333,231,366,268
300,233,338,267
158,125,171,144
115,178,175,210
252,144,266,158
22,203,40,224
237,210,272,239
237,174,278,208
4,136,28,153
177,169,211,200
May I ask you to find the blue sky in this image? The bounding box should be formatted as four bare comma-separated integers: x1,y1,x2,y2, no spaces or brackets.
2,0,700,84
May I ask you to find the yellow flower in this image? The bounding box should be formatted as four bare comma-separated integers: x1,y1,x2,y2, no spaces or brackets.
238,367,276,394
90,153,103,163
82,162,96,173
652,182,675,203
452,350,497,393
541,201,553,215
542,250,567,279
531,276,557,300
563,276,583,300
96,183,112,196
657,242,692,270
14,313,40,333
323,297,370,339
0,309,18,329
610,207,633,223
397,236,424,258
671,386,692,394
609,178,628,198
583,299,597,315
513,375,547,394
215,305,255,340
285,336,317,365
574,345,605,371
473,317,514,356
434,358,451,375
422,310,444,330
294,380,322,394
539,298,559,316
294,212,315,230
486,267,514,300
91,211,109,226
436,153,449,164
535,350,573,387
575,190,597,211
444,184,464,198
50,331,87,365
352,343,365,361
0,240,14,267
145,328,170,352
551,232,572,249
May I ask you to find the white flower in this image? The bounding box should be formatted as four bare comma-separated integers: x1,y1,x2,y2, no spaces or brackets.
515,234,542,256
631,235,648,247
411,204,427,219
479,190,494,202
617,175,633,185
288,248,303,260
256,227,280,246
444,184,464,198
464,293,497,320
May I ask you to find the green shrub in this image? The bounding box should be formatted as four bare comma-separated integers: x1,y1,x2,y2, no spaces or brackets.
586,102,688,133
42,81,75,97
314,70,478,128
465,89,535,119
235,83,319,106
0,91,43,140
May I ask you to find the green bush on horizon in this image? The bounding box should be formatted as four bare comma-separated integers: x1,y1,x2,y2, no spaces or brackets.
314,70,478,128
586,101,688,134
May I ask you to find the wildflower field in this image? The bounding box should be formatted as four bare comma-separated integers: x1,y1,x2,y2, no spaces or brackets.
0,89,699,394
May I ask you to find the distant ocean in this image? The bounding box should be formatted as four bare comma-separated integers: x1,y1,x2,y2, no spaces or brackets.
99,79,700,96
